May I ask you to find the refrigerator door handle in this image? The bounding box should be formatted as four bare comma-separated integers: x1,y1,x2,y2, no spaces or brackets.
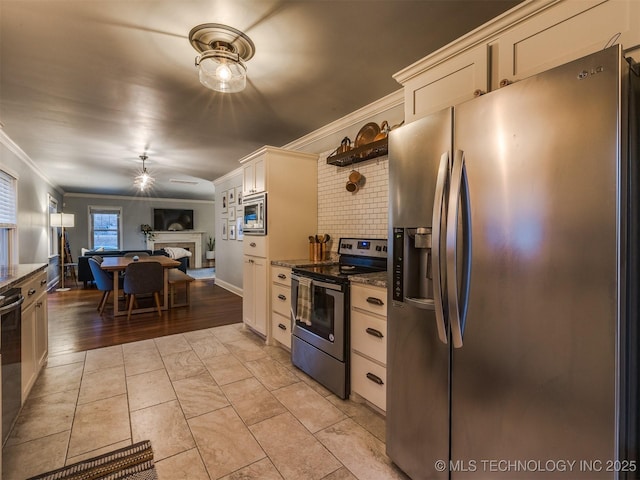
446,149,471,348
431,151,449,344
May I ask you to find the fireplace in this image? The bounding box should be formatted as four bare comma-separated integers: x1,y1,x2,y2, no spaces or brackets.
147,231,204,269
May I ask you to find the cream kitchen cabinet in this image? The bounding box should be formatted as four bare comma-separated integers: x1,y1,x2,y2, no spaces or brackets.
242,156,265,196
243,254,268,336
400,44,489,124
396,0,640,122
350,283,387,412
239,146,317,341
496,0,640,87
18,268,48,402
270,265,292,349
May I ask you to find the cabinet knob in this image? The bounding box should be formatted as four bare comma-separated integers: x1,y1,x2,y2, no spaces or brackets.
278,323,287,331
278,294,287,301
499,78,512,88
473,89,486,97
277,273,287,280
28,288,37,296
40,279,47,285
250,242,257,247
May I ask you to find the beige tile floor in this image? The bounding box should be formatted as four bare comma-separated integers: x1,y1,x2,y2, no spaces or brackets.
2,323,409,480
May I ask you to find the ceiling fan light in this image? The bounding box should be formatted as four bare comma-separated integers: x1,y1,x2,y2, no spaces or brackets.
196,51,247,93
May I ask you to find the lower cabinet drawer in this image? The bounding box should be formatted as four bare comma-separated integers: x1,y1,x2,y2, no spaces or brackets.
351,352,386,412
351,310,387,365
271,266,292,287
351,284,387,317
271,311,291,349
271,284,291,317
243,236,267,257
20,271,47,310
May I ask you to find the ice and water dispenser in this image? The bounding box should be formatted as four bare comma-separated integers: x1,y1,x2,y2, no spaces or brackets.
392,226,436,308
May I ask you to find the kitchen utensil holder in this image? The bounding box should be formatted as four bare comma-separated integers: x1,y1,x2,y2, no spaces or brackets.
310,242,324,262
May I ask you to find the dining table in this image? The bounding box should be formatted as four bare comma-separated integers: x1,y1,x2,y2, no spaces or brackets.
100,255,181,317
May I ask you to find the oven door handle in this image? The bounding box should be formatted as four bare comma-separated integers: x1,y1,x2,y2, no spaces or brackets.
0,295,24,314
290,274,343,292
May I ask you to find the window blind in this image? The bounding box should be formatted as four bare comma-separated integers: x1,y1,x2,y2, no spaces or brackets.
0,170,17,226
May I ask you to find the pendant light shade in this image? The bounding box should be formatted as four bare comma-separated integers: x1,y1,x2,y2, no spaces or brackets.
196,50,247,93
189,24,255,94
134,154,154,191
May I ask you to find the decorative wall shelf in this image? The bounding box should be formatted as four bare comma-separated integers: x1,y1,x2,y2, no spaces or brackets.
326,137,388,167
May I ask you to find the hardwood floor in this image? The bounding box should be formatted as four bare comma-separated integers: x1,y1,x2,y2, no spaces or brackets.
46,277,243,355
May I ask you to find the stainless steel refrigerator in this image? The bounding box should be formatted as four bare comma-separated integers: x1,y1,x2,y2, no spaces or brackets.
387,45,639,479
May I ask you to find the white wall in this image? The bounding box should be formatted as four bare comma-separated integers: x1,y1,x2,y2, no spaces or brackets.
1,133,64,285
213,169,243,294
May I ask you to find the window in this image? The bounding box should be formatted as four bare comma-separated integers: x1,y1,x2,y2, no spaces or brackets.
89,206,122,250
0,169,18,265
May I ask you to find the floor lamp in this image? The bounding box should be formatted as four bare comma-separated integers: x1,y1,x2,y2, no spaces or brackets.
50,212,75,292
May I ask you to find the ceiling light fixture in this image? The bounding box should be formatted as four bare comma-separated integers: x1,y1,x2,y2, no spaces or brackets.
134,154,154,191
189,23,255,93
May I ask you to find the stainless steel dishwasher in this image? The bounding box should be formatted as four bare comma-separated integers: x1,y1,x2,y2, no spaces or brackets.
0,288,24,445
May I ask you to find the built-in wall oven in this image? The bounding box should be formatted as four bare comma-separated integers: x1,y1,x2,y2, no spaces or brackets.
0,288,23,445
291,238,387,399
242,192,266,235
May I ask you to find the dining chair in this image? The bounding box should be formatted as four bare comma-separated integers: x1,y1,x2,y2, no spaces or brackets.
123,261,163,321
88,257,116,314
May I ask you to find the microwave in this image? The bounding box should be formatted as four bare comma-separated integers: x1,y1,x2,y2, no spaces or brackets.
242,192,267,235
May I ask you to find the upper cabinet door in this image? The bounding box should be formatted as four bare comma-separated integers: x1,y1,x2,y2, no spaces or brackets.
497,0,640,85
253,157,265,193
242,157,266,196
242,162,256,196
402,44,489,124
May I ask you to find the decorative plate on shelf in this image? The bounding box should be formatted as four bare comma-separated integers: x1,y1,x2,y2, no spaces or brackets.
354,122,380,148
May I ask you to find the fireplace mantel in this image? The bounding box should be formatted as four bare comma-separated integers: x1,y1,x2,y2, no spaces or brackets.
147,231,204,269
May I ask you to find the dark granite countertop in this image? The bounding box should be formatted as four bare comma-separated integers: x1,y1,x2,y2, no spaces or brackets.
271,258,338,268
348,271,387,289
271,259,387,288
0,264,48,293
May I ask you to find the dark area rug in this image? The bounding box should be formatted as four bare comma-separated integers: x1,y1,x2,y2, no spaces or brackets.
27,440,157,480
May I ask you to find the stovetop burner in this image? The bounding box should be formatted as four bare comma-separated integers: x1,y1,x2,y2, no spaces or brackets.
292,238,387,284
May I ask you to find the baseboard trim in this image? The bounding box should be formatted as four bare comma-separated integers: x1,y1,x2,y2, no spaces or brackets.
214,279,242,297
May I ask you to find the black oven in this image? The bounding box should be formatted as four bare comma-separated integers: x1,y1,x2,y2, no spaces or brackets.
290,238,387,399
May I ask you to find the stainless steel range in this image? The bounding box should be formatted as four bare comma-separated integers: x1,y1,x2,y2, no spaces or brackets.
290,238,387,399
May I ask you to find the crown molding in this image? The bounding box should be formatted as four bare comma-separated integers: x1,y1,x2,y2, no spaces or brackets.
63,192,214,204
282,89,404,151
393,0,560,84
213,165,243,186
0,129,62,193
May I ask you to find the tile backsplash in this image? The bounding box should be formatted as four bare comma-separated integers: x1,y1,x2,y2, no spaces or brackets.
317,148,389,254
